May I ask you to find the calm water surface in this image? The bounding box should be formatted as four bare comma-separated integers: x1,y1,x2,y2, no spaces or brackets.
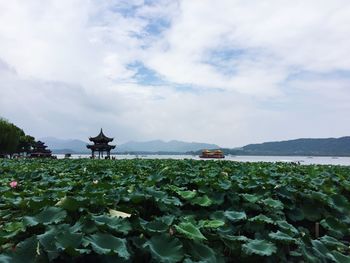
55,154,350,166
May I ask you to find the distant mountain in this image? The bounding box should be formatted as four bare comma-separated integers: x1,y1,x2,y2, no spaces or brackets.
40,137,220,154
41,136,350,156
40,137,89,153
239,136,350,156
117,140,219,153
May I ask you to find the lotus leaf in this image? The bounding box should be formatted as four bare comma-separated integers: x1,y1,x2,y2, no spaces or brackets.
23,207,67,226
174,222,206,241
268,231,296,243
84,233,129,259
224,210,247,222
242,239,277,256
144,234,184,263
1,158,350,262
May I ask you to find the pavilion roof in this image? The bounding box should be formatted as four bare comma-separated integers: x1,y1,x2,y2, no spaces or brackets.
34,141,48,149
89,129,114,143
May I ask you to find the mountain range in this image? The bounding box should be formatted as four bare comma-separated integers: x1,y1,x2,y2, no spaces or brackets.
239,136,350,156
40,136,350,156
40,137,220,154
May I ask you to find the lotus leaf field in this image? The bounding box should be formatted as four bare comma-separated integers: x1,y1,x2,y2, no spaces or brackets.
1,159,350,262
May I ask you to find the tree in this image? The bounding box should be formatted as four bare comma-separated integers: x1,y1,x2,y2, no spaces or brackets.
0,118,35,155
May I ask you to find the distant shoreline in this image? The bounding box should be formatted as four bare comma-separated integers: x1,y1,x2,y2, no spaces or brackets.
51,151,350,157
49,136,350,157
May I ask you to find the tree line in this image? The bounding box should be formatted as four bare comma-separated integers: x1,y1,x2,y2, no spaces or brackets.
0,118,35,156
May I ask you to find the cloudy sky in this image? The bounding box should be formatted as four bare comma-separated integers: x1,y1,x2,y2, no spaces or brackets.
0,0,350,147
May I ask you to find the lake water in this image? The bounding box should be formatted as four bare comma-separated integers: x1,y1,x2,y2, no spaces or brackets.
55,154,350,166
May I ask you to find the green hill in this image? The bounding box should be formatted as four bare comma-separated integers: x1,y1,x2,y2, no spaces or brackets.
240,136,350,156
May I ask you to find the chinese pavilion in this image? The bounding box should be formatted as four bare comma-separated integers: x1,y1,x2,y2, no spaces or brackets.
87,129,116,159
30,141,52,158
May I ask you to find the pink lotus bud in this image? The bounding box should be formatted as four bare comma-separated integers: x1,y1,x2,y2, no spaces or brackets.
10,181,18,188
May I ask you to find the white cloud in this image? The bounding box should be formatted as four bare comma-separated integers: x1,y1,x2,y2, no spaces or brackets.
143,0,350,94
0,0,349,146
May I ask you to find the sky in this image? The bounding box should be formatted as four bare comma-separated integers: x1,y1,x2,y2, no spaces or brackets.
0,0,350,147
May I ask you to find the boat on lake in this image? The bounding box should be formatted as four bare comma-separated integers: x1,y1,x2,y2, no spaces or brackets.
200,149,225,159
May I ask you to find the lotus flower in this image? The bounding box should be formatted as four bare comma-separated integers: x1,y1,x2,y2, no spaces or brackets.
93,180,98,184
10,181,18,188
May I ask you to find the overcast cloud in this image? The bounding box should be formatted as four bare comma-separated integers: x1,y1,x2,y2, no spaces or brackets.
0,0,350,147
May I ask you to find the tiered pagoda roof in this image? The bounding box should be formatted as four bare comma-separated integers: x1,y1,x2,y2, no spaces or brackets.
87,129,116,152
89,129,114,143
30,141,52,158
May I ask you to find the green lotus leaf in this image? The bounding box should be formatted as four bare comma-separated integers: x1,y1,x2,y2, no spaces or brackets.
276,186,294,200
185,241,220,262
224,210,247,222
319,235,347,250
242,239,277,256
209,211,226,221
23,207,67,226
12,236,41,263
141,220,169,233
1,222,25,239
84,233,129,259
147,188,167,199
55,232,83,250
301,202,322,221
301,245,319,263
311,240,331,259
241,193,261,203
144,234,184,263
37,227,60,260
289,250,302,257
320,217,348,237
218,178,232,190
191,195,213,207
268,231,296,243
276,220,299,236
4,152,350,262
310,191,328,202
329,194,350,214
161,196,183,206
174,222,206,241
177,190,196,200
158,215,175,226
3,221,25,233
55,196,82,211
211,193,225,205
200,219,225,228
221,235,248,242
91,214,131,235
330,251,350,263
248,214,274,224
0,254,12,263
287,207,305,222
261,198,284,210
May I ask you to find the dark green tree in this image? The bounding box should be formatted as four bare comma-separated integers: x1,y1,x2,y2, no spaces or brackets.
0,118,35,156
